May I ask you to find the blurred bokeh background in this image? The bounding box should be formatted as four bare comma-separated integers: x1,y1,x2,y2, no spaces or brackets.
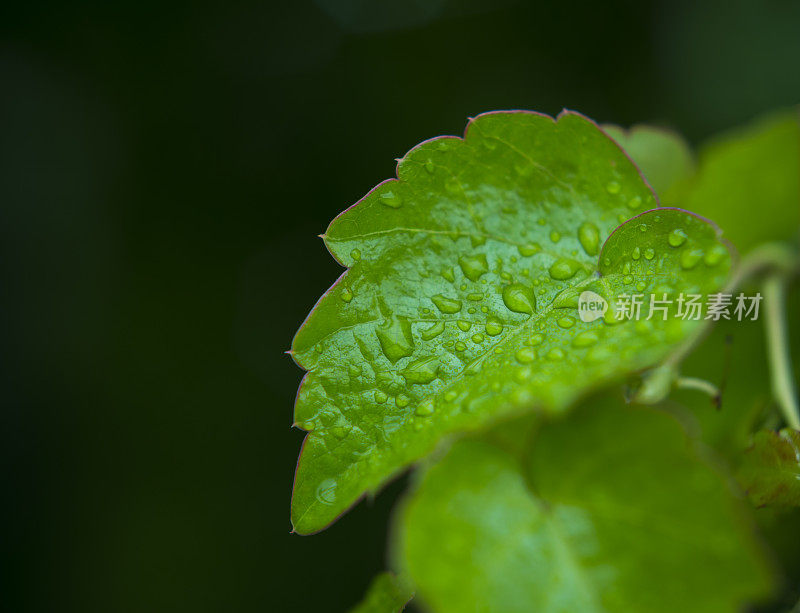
2,0,799,611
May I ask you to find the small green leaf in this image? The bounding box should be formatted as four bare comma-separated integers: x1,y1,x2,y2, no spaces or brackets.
602,124,694,196
349,572,413,613
739,429,800,507
290,111,733,534
627,110,800,252
395,399,776,612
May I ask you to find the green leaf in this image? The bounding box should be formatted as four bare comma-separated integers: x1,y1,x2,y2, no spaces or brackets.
395,398,776,613
602,124,694,196
349,572,413,613
290,111,733,534
738,429,800,507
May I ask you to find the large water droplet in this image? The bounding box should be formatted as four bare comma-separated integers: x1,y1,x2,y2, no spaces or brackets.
316,478,338,505
380,191,403,208
502,283,536,314
668,229,688,247
680,248,703,270
421,321,445,340
578,222,600,256
704,244,727,267
340,287,354,302
396,394,411,408
515,347,536,364
606,181,621,194
572,330,599,348
454,341,467,352
631,246,641,260
400,356,440,384
432,294,462,314
459,253,489,281
415,399,435,416
375,317,414,363
644,247,655,260
627,196,642,209
374,390,388,404
518,243,542,257
557,316,576,329
457,320,472,332
485,317,504,336
549,258,580,280
546,347,565,361
471,333,485,343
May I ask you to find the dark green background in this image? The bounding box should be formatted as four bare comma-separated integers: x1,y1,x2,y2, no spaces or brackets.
3,1,799,611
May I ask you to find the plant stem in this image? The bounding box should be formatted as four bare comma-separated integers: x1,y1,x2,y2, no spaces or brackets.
675,377,721,403
763,274,800,430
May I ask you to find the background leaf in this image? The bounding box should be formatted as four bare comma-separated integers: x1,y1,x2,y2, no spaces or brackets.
348,572,413,613
738,429,800,508
394,398,775,613
290,112,734,534
602,124,694,196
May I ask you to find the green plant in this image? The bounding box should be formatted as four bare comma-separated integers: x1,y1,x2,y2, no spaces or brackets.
289,109,800,612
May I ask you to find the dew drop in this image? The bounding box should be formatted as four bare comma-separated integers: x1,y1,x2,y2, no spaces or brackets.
340,287,354,302
380,191,403,208
623,275,633,285
704,244,727,267
457,320,472,332
432,294,462,314
514,366,533,382
459,253,488,281
680,249,703,270
639,224,648,233
515,347,536,364
421,321,445,340
396,394,410,408
631,246,641,260
348,364,362,376
485,317,504,336
557,316,576,329
644,247,655,260
546,347,565,361
415,399,435,417
529,333,545,346
374,390,388,404
400,356,440,384
518,243,542,257
441,267,455,282
350,248,361,261
424,159,435,174
606,181,621,194
444,390,458,402
549,230,562,243
572,330,599,348
578,222,600,256
315,478,338,505
668,229,688,247
627,196,642,210
454,341,467,352
636,281,647,292
471,333,485,343
549,258,580,280
502,283,536,314
375,318,414,363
